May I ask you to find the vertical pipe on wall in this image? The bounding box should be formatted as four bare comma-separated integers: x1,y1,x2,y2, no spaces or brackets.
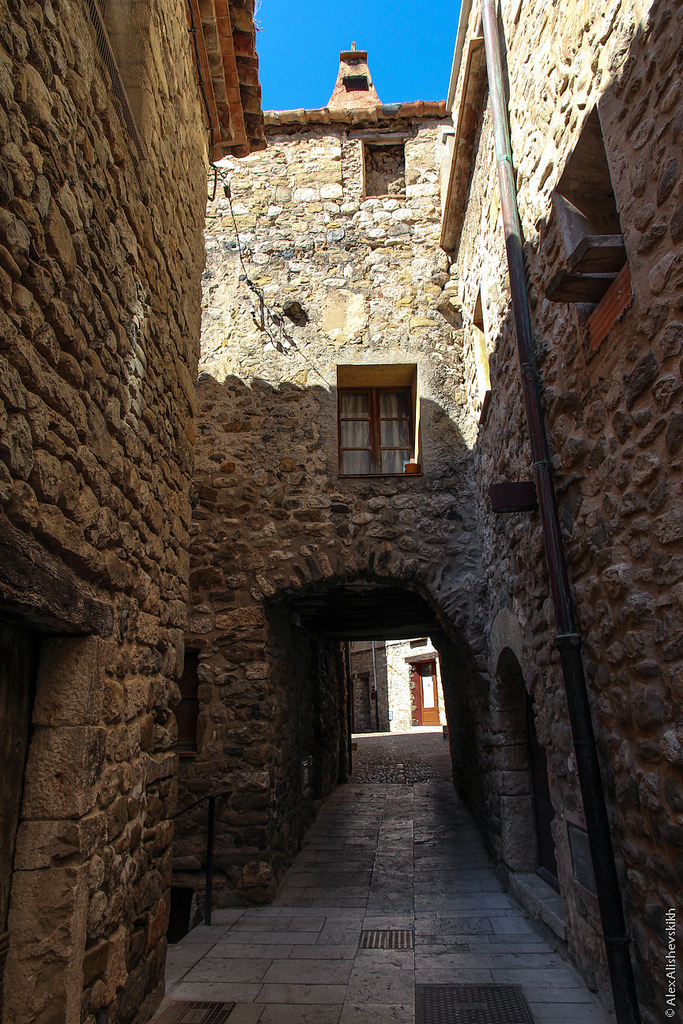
371,640,379,731
480,3,640,1022
204,795,215,926
345,642,353,775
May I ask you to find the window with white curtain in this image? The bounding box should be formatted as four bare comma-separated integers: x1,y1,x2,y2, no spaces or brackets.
339,386,413,475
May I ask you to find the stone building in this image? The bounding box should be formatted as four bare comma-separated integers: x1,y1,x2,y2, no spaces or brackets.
0,1,680,1023
0,0,263,1021
180,4,682,1020
177,46,489,912
385,637,446,731
441,0,683,1020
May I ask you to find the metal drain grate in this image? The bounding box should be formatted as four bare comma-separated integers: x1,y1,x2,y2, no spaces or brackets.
360,928,414,949
154,1002,235,1024
416,984,534,1024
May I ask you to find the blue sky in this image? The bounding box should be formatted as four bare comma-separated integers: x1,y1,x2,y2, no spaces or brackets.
255,0,462,111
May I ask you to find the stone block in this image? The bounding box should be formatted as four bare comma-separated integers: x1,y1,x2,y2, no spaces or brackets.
83,937,110,986
101,925,128,1003
499,795,537,872
44,201,77,279
21,726,106,819
13,812,108,870
146,892,170,953
4,865,87,1023
32,637,104,727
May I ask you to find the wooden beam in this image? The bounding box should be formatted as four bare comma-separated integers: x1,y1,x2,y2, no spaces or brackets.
566,235,627,275
545,269,616,303
0,516,113,636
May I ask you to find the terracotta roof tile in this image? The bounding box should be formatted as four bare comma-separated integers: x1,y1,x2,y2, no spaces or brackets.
187,0,265,160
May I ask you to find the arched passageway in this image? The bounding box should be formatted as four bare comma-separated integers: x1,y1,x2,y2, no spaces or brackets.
172,574,486,915
162,693,613,1024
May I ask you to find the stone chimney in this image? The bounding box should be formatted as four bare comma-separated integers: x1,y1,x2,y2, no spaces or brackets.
327,42,382,110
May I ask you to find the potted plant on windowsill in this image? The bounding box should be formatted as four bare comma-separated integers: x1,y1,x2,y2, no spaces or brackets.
404,461,421,474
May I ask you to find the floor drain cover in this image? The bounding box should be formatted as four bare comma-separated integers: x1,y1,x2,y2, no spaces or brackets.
154,1002,235,1024
416,984,534,1024
360,928,414,949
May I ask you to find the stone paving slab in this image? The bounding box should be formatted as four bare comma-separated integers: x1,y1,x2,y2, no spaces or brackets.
159,731,615,1024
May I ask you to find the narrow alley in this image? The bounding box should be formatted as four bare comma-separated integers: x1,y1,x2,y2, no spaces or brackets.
159,732,613,1024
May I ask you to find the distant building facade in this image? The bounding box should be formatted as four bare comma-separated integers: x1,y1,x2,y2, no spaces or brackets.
178,48,486,911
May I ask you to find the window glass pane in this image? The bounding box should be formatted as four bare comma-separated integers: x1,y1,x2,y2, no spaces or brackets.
379,391,409,417
381,449,409,474
341,421,370,447
380,420,410,447
341,392,369,417
421,675,435,709
342,450,372,474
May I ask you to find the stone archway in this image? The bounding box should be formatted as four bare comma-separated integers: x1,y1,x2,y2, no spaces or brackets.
487,648,538,876
174,563,488,910
170,370,490,916
484,646,559,891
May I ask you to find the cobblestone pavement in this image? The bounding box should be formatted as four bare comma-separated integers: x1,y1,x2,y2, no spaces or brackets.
159,731,615,1024
351,727,451,784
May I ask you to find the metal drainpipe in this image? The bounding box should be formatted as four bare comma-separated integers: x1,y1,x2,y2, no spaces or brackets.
480,3,640,1022
345,641,353,774
371,640,379,731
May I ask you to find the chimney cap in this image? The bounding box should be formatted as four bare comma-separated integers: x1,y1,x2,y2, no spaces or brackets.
327,44,381,110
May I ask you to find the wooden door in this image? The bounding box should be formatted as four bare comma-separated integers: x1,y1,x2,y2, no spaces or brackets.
411,661,439,726
418,661,439,726
0,619,38,1015
526,693,558,884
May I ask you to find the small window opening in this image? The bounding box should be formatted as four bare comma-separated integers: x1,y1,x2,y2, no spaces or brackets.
344,75,369,92
364,143,406,198
546,107,632,348
472,290,491,404
175,650,199,755
555,107,621,243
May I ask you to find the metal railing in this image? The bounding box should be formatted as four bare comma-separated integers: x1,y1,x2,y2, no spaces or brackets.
172,792,229,926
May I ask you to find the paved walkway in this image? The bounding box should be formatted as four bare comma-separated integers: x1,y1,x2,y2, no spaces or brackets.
161,731,614,1023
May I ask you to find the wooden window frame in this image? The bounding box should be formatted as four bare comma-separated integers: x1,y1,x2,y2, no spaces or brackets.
174,650,200,757
338,385,415,477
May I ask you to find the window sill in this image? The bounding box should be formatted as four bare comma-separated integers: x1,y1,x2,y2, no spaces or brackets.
175,749,198,759
339,472,423,479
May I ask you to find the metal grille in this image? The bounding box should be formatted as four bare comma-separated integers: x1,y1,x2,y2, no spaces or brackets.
416,985,534,1024
84,0,145,160
154,1002,235,1024
360,928,414,949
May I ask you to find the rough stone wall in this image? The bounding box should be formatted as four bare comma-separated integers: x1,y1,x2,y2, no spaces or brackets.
448,0,683,1016
349,640,389,732
173,595,350,907
365,143,406,198
385,640,415,731
0,0,207,1019
181,111,490,904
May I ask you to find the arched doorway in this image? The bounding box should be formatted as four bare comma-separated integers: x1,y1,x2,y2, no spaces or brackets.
493,649,558,887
